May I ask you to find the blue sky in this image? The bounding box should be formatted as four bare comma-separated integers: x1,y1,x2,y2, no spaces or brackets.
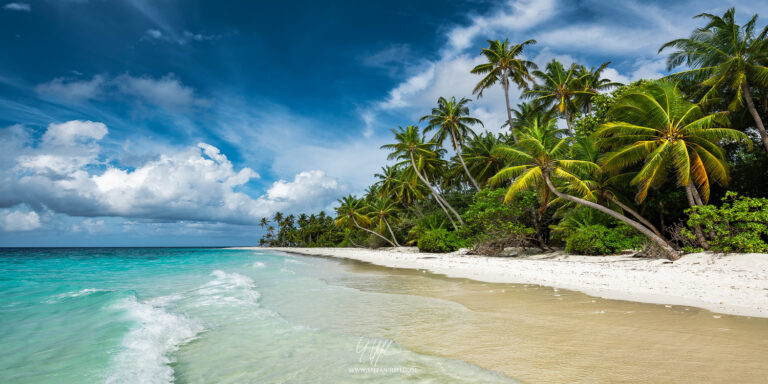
0,0,765,246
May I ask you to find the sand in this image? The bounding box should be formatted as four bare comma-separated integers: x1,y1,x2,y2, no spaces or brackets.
243,247,768,318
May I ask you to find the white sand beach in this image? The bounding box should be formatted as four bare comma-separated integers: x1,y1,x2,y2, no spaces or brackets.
246,247,768,318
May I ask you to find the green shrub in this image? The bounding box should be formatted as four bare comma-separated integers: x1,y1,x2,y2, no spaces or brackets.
565,224,644,255
460,188,538,254
417,229,469,253
685,192,768,253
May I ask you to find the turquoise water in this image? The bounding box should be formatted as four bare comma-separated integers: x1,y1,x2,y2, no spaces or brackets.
0,248,517,383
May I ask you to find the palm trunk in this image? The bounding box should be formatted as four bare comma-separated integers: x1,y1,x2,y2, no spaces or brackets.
538,186,550,219
544,173,678,260
690,184,705,206
742,83,768,152
384,218,401,247
348,236,361,248
685,184,710,250
503,70,519,144
564,108,574,136
426,172,465,226
420,168,458,230
452,131,480,190
352,218,395,247
605,193,662,237
409,151,464,228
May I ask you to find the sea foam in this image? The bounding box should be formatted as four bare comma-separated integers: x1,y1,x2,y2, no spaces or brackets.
106,270,262,383
106,296,203,384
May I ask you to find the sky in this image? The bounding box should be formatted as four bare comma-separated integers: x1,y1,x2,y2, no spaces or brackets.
1,0,766,246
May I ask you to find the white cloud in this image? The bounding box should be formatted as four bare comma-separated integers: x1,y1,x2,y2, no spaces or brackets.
445,0,556,53
42,120,108,146
536,26,660,55
3,2,30,12
36,75,105,102
1,122,347,226
35,73,206,111
114,73,207,110
601,68,631,85
256,170,345,214
374,0,556,136
16,120,106,177
141,29,221,45
0,205,40,231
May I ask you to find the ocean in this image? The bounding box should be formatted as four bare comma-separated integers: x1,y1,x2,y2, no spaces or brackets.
0,248,517,383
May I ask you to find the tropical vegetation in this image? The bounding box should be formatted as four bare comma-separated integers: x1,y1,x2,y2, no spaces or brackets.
260,8,768,260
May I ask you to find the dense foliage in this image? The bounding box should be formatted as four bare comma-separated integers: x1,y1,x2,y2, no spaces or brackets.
261,8,768,260
564,225,644,255
684,192,768,253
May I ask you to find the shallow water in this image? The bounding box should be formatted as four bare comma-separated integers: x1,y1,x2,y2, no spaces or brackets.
1,248,766,383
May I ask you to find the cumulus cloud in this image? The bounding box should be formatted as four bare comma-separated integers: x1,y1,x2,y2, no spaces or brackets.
3,2,30,12
256,170,345,214
0,121,346,229
0,205,40,231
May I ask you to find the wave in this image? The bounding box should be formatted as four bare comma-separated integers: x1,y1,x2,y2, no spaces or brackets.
252,261,266,268
106,295,204,384
190,270,261,308
106,270,263,383
45,288,110,303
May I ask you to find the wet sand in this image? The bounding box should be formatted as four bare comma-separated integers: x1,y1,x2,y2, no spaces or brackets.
279,254,768,383
253,247,768,318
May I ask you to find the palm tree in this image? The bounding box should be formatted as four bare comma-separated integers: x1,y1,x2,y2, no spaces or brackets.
490,115,569,217
421,96,484,190
596,80,751,249
334,195,395,247
489,116,678,259
471,39,537,143
365,198,402,247
375,165,427,207
381,126,464,229
524,59,592,135
509,101,554,131
272,212,284,246
575,62,622,114
660,8,768,152
461,132,508,187
571,137,662,236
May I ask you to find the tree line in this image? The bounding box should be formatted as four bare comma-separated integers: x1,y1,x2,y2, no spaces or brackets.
260,8,768,259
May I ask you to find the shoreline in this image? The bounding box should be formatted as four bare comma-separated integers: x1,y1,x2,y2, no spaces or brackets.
237,246,768,318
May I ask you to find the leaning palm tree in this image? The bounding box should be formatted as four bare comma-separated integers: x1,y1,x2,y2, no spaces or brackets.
660,8,768,152
524,59,592,135
381,126,464,228
489,118,678,259
471,38,537,143
365,198,402,247
571,137,662,236
596,80,751,249
420,96,484,190
334,195,395,247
